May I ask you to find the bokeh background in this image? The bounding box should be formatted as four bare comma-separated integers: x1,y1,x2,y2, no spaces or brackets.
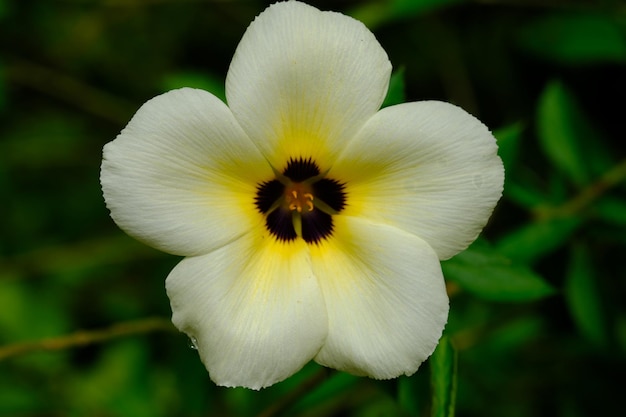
1,0,625,416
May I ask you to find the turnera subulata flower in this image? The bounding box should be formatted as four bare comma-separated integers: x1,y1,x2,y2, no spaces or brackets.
101,1,504,389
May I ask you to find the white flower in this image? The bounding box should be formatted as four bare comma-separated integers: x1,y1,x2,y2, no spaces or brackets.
100,1,503,389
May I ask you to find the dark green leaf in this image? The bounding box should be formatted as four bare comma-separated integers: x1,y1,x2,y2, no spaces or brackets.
289,371,360,415
537,81,588,185
594,197,626,227
565,243,608,347
496,216,582,264
482,316,545,353
504,180,548,209
537,81,615,186
443,241,555,302
160,71,226,102
351,0,465,28
382,68,406,108
518,13,626,65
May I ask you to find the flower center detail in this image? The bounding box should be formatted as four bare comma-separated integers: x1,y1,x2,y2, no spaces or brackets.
286,186,314,213
255,157,346,244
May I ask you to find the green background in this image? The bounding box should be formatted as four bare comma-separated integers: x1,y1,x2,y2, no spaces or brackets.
1,0,625,416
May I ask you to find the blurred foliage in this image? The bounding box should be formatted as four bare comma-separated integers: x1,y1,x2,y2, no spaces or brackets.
1,0,626,416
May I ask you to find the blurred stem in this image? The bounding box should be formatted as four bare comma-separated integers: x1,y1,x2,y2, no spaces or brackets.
0,317,175,361
255,368,330,417
430,335,458,417
6,59,136,125
535,158,626,220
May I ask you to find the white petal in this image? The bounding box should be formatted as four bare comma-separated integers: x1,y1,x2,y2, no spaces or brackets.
166,233,327,389
226,1,391,172
101,88,270,256
332,101,504,260
311,216,449,378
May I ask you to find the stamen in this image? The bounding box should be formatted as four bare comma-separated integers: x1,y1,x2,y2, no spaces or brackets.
304,193,314,211
285,186,315,213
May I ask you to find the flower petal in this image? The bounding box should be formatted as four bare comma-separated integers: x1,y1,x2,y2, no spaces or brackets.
166,233,327,389
226,1,391,172
311,216,449,378
332,101,504,260
101,88,270,256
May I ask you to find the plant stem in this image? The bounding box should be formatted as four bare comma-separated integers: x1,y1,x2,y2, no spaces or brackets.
0,317,175,361
535,158,626,220
6,58,136,125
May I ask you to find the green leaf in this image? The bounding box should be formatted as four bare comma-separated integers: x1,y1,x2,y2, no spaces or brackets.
482,316,545,353
537,81,615,186
289,371,360,414
495,216,582,264
564,243,608,347
504,180,548,209
494,123,550,210
443,241,555,302
430,335,457,417
351,0,465,29
382,67,406,108
537,81,588,186
518,13,626,65
160,71,226,102
594,196,626,227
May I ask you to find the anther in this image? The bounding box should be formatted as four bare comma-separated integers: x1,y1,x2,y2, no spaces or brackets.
286,187,315,213
304,193,314,211
289,190,302,212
